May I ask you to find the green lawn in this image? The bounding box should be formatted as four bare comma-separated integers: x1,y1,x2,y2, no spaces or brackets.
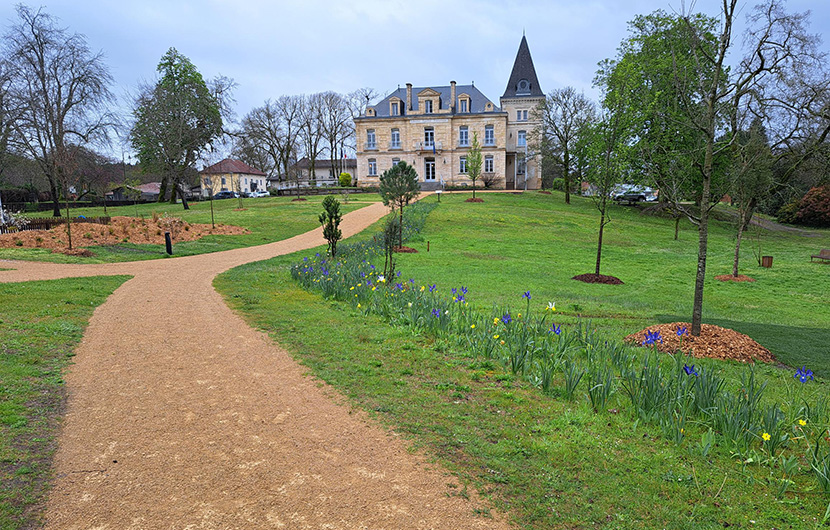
0,194,375,263
215,191,830,529
0,276,129,529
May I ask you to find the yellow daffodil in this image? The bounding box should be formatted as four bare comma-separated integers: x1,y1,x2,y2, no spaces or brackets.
371,286,376,291
799,419,807,426
350,286,354,290
420,285,425,292
471,324,476,329
762,432,771,442
357,303,361,308
493,334,499,339
517,313,522,319
493,318,499,325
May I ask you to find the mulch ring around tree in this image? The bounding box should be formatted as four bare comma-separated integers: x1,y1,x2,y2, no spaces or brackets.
624,322,776,364
465,198,484,203
291,198,308,202
538,190,552,195
572,273,624,285
715,274,756,282
394,246,418,253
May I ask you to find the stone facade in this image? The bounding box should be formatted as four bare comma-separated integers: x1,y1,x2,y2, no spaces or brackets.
354,36,543,190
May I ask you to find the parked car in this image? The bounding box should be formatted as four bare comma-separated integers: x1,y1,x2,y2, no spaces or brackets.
249,190,270,198
612,185,656,204
212,190,238,199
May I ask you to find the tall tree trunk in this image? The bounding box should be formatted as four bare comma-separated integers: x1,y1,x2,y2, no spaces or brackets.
158,176,169,203
692,141,714,337
563,147,571,204
732,198,756,277
398,204,404,250
674,215,680,241
65,195,72,250
595,209,605,276
50,178,61,217
178,180,190,210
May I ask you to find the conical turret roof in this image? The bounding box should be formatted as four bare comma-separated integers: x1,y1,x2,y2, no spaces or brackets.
502,36,543,99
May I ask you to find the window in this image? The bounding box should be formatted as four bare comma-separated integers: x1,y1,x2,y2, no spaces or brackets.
517,79,530,95
460,99,468,113
368,159,377,176
424,99,433,113
391,101,399,116
425,158,436,180
517,156,526,175
244,178,248,185
517,130,527,147
366,129,376,149
485,125,494,146
221,177,226,186
424,127,434,148
459,156,467,174
392,158,400,166
459,126,469,147
485,155,494,173
517,110,528,121
390,128,401,149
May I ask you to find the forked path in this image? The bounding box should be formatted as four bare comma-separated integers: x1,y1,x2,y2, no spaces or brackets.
0,202,510,529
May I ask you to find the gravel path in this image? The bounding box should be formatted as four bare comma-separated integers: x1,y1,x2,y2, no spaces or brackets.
0,202,509,529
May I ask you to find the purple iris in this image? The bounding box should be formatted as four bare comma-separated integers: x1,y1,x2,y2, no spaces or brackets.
642,330,663,346
461,286,468,295
550,323,561,336
676,327,688,337
501,314,512,325
522,290,531,300
429,284,437,293
432,309,440,318
794,366,814,383
683,364,699,376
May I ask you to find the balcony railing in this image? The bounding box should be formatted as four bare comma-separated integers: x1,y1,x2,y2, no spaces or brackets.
415,140,443,152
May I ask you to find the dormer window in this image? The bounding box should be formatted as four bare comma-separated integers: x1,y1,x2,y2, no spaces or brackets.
391,101,399,116
460,99,468,113
517,79,531,95
424,100,433,113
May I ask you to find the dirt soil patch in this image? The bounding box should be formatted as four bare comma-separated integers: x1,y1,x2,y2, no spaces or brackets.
625,322,776,364
0,216,247,251
715,274,756,282
538,190,552,195
572,273,624,285
394,245,418,253
465,197,484,202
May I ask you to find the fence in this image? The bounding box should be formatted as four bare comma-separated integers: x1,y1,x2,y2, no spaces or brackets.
0,216,110,235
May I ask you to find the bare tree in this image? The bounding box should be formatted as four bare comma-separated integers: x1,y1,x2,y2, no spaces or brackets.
534,87,596,203
299,93,326,187
4,5,115,217
319,91,351,179
274,95,304,198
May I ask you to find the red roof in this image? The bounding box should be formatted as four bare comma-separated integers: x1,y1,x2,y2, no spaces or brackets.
202,158,266,176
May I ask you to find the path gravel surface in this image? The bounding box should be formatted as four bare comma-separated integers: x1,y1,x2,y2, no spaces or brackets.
0,201,509,529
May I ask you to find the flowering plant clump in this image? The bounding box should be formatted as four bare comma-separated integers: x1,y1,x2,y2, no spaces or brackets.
794,366,814,383
642,330,663,346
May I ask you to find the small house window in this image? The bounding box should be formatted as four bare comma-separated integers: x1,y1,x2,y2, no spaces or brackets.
485,125,495,146
459,126,469,147
460,156,467,174
368,159,377,176
221,177,226,186
485,155,494,173
391,101,399,115
366,129,376,149
424,99,433,113
391,128,401,149
460,99,468,113
392,158,400,166
517,130,527,147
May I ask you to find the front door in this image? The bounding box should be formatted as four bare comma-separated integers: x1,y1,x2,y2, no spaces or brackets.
425,158,436,181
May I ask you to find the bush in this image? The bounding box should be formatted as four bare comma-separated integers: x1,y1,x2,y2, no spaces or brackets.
794,185,830,227
339,172,352,187
551,178,566,192
776,200,800,224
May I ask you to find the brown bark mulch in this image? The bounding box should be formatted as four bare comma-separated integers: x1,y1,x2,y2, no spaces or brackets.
0,216,246,251
465,197,485,202
715,274,756,282
394,246,418,253
625,322,776,364
572,273,625,285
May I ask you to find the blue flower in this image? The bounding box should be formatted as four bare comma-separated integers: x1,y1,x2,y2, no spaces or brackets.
395,282,404,291
396,271,401,277
550,323,561,336
642,330,663,346
452,288,457,295
461,286,468,295
794,366,814,383
432,309,440,318
453,295,465,303
409,278,415,284
522,290,531,300
676,327,688,337
303,257,308,262
429,284,437,293
683,364,699,376
501,313,512,325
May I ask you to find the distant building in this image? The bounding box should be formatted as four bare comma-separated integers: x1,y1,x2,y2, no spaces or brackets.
106,182,161,202
354,36,543,190
269,158,358,190
200,159,267,197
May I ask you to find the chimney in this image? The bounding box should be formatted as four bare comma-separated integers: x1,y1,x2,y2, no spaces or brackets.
406,83,413,111
450,81,456,113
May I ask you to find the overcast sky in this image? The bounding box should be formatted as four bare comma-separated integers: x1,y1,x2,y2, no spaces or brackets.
2,0,829,156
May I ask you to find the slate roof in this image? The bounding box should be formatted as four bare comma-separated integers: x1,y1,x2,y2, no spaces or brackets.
502,36,544,99
369,84,499,117
293,157,357,170
202,158,266,176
